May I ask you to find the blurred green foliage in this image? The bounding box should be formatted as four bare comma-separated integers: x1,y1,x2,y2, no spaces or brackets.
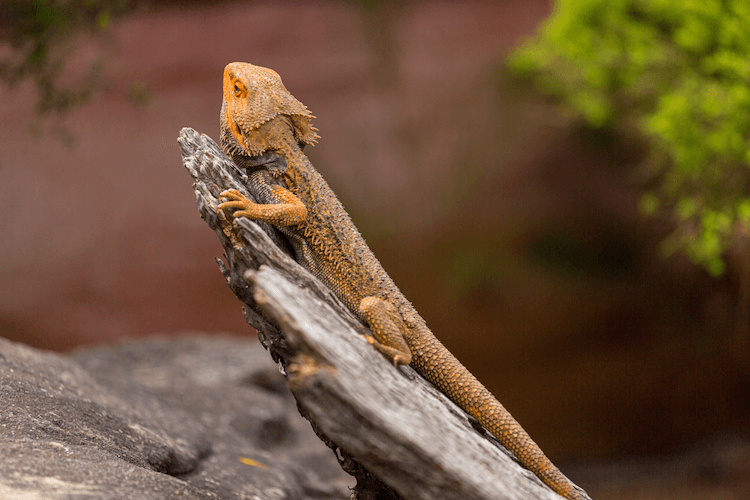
0,0,134,119
509,0,750,276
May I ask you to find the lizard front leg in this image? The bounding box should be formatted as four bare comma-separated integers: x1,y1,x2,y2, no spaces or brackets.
359,297,412,366
218,187,307,226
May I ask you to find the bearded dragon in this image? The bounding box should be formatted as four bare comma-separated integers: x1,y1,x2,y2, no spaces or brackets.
216,62,589,500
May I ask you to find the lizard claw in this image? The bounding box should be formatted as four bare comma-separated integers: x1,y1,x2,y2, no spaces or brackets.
218,189,255,214
218,189,246,201
392,354,410,367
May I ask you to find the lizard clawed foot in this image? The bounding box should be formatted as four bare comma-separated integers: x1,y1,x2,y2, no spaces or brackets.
218,189,258,218
360,297,412,366
388,352,411,367
366,336,410,366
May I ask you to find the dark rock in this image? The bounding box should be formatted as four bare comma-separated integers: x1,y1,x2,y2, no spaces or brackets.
0,335,351,499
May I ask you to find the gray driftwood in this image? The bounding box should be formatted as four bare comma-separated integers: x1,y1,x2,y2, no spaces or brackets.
179,127,569,500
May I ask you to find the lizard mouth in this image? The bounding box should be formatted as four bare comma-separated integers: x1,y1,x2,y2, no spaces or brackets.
219,119,247,157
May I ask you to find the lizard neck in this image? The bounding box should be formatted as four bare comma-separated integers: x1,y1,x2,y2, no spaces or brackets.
242,117,316,193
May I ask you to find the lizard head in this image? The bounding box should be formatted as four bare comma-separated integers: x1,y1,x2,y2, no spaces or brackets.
220,62,319,157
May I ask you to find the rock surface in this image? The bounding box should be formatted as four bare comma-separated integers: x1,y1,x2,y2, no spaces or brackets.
0,335,351,500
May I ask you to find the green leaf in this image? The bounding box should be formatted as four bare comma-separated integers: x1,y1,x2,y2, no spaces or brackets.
509,0,750,276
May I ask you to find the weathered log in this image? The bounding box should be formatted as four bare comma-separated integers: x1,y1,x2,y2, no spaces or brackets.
179,126,571,500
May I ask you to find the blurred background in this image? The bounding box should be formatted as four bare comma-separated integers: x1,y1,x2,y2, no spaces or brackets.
1,1,749,498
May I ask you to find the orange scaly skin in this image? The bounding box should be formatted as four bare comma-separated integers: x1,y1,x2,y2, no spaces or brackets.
217,62,589,500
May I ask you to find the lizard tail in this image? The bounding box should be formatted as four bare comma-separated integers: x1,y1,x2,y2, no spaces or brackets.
410,331,590,500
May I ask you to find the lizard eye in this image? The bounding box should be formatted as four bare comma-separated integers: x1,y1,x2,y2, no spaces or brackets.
233,84,242,96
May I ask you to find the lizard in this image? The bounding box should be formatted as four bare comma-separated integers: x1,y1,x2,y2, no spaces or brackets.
216,62,589,500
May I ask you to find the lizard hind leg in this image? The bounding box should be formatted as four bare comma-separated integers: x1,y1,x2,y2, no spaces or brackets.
359,297,413,366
